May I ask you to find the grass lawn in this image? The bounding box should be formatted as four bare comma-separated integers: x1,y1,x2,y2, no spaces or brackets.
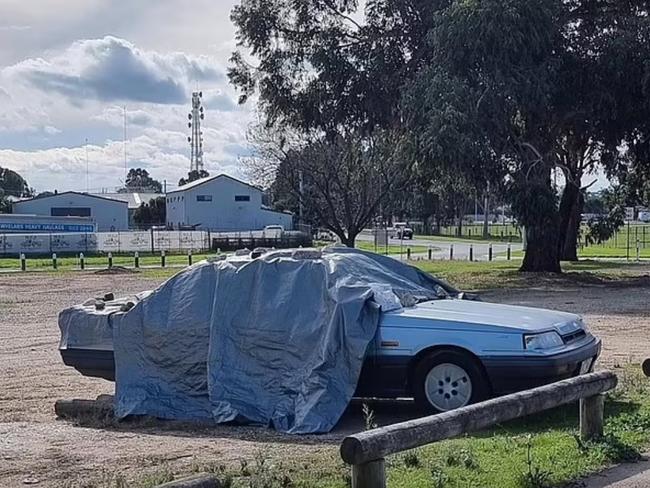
579,246,650,259
0,252,215,272
510,247,650,259
355,240,432,255
127,367,650,488
411,259,641,291
417,233,521,244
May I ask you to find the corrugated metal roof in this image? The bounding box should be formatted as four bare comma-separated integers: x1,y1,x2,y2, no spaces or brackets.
93,192,162,209
167,174,262,194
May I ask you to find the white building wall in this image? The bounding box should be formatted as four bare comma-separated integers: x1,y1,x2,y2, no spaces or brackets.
165,192,186,229
13,193,128,231
166,176,293,231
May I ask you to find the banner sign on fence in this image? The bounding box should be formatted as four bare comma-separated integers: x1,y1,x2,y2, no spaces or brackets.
0,230,210,255
0,222,95,233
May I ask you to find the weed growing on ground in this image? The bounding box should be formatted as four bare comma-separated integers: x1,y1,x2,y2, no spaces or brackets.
445,447,479,470
362,403,377,431
240,450,294,488
516,435,552,488
138,467,175,487
430,466,449,488
402,450,421,468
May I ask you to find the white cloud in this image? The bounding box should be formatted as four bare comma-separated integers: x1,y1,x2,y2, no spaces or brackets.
4,36,224,105
0,2,256,194
0,126,248,193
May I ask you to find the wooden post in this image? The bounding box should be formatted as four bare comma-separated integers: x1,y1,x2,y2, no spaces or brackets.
469,244,473,262
108,252,113,268
340,372,617,466
188,249,193,266
161,249,166,268
488,243,493,261
406,248,411,260
507,244,511,261
580,394,605,441
20,253,26,272
79,252,85,270
449,244,454,261
134,251,140,268
352,459,386,488
428,247,432,260
52,253,57,270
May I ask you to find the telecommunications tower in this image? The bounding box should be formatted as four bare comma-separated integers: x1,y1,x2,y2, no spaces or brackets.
187,91,205,172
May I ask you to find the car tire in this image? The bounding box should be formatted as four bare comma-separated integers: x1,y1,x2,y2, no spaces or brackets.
412,349,489,413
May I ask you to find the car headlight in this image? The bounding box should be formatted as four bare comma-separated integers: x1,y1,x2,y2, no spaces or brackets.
577,318,590,333
524,331,564,350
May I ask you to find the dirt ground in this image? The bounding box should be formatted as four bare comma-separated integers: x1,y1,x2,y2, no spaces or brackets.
0,269,649,487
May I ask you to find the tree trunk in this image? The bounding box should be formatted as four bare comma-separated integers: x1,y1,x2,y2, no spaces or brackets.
558,181,584,261
520,223,562,272
342,233,356,248
518,164,562,273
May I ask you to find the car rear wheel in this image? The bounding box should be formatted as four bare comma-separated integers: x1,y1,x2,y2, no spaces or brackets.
413,350,489,413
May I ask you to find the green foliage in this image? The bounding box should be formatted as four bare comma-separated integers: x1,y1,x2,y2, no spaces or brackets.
119,168,163,193
230,0,650,272
242,450,293,488
133,196,167,227
516,435,552,488
586,208,625,245
179,169,210,187
445,448,478,471
0,166,32,212
402,451,421,469
429,465,449,488
253,127,413,246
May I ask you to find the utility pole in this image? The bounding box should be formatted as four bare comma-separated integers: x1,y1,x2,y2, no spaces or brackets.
483,181,490,239
85,138,89,193
163,179,167,194
299,170,304,224
123,106,128,181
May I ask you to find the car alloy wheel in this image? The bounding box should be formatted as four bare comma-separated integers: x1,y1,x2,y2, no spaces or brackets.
424,363,472,411
413,349,489,413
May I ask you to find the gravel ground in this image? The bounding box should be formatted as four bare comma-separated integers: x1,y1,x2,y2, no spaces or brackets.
0,270,649,487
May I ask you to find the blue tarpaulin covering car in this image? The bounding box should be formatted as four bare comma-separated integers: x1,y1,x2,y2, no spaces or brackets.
59,247,601,433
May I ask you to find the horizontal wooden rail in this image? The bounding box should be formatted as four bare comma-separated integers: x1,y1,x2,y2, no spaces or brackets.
341,371,617,466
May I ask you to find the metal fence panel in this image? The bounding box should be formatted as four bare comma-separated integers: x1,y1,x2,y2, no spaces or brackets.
0,231,211,255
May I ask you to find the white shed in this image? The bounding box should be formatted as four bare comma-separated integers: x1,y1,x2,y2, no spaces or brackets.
166,174,293,231
13,192,129,231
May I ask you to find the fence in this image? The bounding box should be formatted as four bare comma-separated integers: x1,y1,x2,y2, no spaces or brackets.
212,232,312,251
340,371,617,488
0,230,211,256
433,223,522,241
581,223,650,253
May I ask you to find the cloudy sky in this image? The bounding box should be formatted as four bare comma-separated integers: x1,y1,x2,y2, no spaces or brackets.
0,0,251,193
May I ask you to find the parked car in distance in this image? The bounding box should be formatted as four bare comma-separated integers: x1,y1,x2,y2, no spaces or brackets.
391,222,414,240
264,224,284,237
60,250,601,414
638,211,650,223
315,228,336,241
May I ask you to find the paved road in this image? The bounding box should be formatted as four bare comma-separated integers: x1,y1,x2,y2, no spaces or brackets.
582,457,650,487
357,233,523,261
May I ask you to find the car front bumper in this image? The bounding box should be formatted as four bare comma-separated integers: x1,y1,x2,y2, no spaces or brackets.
482,337,602,395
